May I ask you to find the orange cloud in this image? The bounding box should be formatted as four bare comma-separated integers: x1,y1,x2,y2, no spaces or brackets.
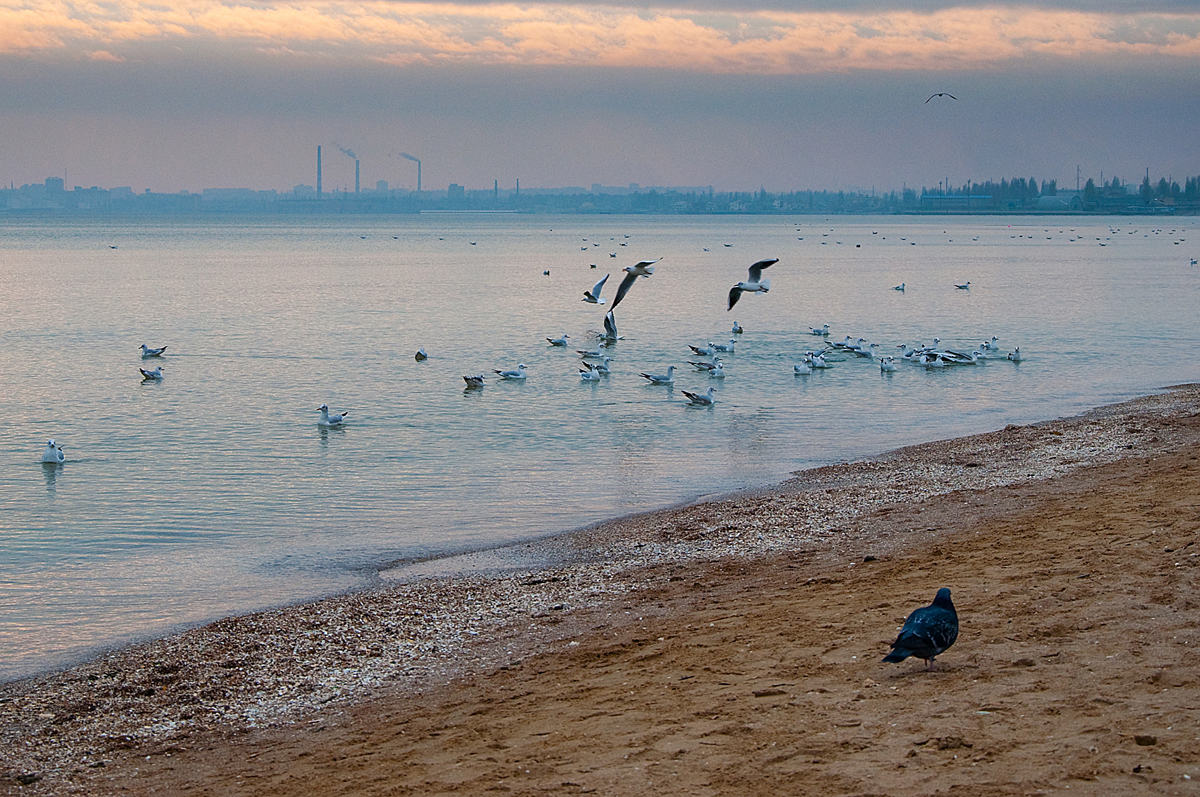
1,1,1198,72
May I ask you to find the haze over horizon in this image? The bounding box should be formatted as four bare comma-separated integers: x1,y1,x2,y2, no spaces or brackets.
2,0,1197,195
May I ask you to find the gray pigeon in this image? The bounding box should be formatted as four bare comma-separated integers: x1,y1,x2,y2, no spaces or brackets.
883,588,958,670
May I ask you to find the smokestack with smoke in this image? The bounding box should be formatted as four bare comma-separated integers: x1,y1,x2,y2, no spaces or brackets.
355,160,360,193
399,152,421,192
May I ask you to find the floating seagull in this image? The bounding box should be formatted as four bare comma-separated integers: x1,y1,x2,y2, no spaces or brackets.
682,386,716,406
794,361,812,375
546,334,570,346
810,353,831,369
981,336,1001,351
880,356,897,373
463,374,485,389
1008,347,1023,362
582,273,610,304
893,283,905,291
140,344,167,358
925,92,958,103
139,366,163,380
415,348,428,361
592,357,613,374
731,321,744,334
712,339,737,353
954,281,971,290
708,362,726,379
639,365,675,385
318,404,349,427
809,324,830,336
41,440,64,464
688,343,715,357
579,365,602,382
883,587,959,670
494,363,528,380
727,258,777,310
609,259,660,311
689,358,721,372
603,311,620,342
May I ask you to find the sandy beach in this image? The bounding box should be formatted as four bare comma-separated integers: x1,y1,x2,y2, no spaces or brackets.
3,386,1199,795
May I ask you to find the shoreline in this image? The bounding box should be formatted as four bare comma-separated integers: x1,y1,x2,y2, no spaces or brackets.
3,384,1200,794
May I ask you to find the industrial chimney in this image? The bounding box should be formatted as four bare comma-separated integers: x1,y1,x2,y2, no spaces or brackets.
317,146,322,197
355,160,360,193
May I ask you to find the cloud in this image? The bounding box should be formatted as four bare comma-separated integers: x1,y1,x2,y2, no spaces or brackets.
2,1,1199,72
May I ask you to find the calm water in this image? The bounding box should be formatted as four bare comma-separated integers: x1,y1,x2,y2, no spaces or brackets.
1,213,1196,681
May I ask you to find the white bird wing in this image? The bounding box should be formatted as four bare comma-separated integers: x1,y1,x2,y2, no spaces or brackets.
746,258,778,283
591,273,609,298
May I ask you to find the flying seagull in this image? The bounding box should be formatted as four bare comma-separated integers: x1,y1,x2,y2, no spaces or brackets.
609,259,661,311
883,587,959,670
925,93,957,103
603,310,620,342
728,258,777,310
583,273,610,304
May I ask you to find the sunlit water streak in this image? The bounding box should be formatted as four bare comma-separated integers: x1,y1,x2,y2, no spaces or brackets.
1,213,1196,680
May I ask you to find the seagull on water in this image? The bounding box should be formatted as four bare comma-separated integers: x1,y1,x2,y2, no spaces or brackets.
1008,347,1023,362
689,358,721,372
883,588,959,670
463,374,485,389
731,321,744,334
794,361,812,375
682,386,716,406
609,259,661,311
41,440,65,464
809,324,830,336
925,93,957,103
603,311,620,342
583,273,610,304
880,356,898,373
579,365,602,382
318,404,349,427
688,343,715,357
954,281,971,290
140,344,167,358
727,258,777,310
592,357,613,374
712,339,737,353
494,363,528,380
639,365,675,385
415,348,428,361
893,283,905,291
546,334,570,346
139,366,163,380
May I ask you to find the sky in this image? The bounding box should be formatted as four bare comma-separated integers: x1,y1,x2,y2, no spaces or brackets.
2,0,1198,194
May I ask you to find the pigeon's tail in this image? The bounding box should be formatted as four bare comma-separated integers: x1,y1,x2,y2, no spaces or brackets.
882,649,913,663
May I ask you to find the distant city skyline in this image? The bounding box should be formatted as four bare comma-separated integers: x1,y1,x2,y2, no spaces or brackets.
2,2,1197,195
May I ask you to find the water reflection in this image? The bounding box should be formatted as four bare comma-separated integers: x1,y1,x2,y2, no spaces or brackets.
42,461,62,493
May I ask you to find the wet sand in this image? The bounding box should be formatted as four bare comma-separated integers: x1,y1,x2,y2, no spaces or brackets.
3,386,1199,795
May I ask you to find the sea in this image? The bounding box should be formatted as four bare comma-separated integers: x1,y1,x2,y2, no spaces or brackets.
1,212,1196,682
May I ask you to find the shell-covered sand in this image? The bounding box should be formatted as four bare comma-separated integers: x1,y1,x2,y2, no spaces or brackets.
3,386,1199,795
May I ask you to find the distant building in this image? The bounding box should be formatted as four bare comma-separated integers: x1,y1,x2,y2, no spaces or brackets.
376,180,388,192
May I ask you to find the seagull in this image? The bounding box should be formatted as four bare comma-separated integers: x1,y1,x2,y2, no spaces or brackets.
708,362,726,378
731,321,744,334
609,259,661,311
794,361,812,375
494,363,528,380
681,386,716,406
1008,347,1023,362
727,258,777,310
883,588,959,670
463,374,485,389
41,440,65,464
712,339,737,353
139,366,163,380
140,344,167,358
893,283,905,291
577,345,606,359
415,348,428,361
583,274,610,304
592,357,613,374
639,365,675,385
880,356,897,373
546,334,570,346
579,365,602,382
925,92,957,103
981,336,1001,351
603,311,620,342
954,281,971,290
809,325,830,336
318,404,349,427
689,358,721,372
688,343,715,357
